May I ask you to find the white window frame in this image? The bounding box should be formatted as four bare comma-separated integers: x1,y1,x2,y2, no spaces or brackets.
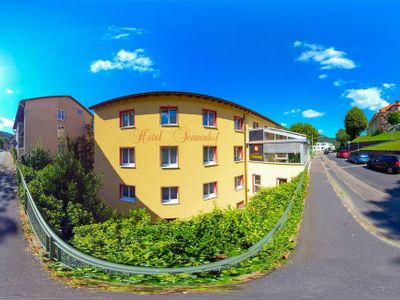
203,110,216,127
234,117,243,131
253,174,262,193
160,107,178,126
161,187,179,205
161,146,178,168
120,185,135,202
120,110,135,128
235,175,244,190
120,148,135,168
203,182,217,200
234,146,243,162
57,109,65,121
203,146,217,165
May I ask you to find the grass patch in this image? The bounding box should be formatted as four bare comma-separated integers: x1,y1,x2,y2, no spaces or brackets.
360,140,400,151
352,131,400,142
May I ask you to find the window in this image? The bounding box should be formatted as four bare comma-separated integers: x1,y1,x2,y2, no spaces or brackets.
161,187,179,204
120,185,135,202
57,109,65,121
203,182,217,199
277,178,288,186
203,146,217,165
160,107,178,125
235,175,244,190
120,110,135,128
275,153,288,162
57,125,65,138
253,174,261,193
203,109,217,127
120,148,135,167
253,122,259,129
161,146,178,168
234,146,243,162
234,116,243,131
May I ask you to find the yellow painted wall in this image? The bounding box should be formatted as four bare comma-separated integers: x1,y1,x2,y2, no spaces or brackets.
247,162,305,195
94,94,258,219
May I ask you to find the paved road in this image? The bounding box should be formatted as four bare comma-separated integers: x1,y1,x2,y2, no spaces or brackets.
1,153,400,299
325,153,399,196
323,153,400,242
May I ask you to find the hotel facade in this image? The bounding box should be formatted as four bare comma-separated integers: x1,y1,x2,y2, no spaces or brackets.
90,91,309,219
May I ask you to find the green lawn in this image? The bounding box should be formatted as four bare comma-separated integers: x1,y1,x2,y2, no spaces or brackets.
360,140,400,151
353,131,400,142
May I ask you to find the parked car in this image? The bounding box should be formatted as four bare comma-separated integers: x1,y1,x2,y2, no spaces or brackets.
367,155,400,174
324,148,330,155
336,149,350,158
348,152,369,164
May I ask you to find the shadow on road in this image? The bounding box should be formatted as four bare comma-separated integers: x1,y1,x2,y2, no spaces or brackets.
363,179,400,240
0,169,18,243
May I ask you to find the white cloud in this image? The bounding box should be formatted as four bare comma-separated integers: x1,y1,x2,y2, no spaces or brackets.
113,33,130,40
383,83,396,89
302,109,325,118
280,122,287,127
294,41,356,70
318,74,328,79
0,116,14,130
318,129,324,133
284,108,301,115
5,88,14,94
333,79,346,87
106,26,146,40
293,40,302,47
90,49,159,76
344,87,389,111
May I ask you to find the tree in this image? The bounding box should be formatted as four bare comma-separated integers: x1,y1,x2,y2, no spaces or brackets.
27,149,112,240
335,129,350,146
388,111,400,126
22,142,51,170
289,123,319,145
69,124,94,172
344,107,368,140
0,136,5,149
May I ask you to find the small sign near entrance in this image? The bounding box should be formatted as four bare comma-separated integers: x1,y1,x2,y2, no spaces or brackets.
249,144,264,161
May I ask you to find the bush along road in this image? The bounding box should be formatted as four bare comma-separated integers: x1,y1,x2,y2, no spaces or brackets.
17,145,309,288
4,150,400,299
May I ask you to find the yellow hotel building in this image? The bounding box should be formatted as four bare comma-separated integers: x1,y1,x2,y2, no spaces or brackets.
90,91,306,219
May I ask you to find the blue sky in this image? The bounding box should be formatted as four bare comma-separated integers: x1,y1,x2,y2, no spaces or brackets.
1,0,399,137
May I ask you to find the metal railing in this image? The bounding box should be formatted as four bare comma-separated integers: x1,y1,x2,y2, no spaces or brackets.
17,163,308,275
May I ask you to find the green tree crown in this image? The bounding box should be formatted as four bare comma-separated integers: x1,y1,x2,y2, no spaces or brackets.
344,107,368,140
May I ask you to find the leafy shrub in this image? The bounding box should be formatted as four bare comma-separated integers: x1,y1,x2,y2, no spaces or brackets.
56,171,308,287
22,149,113,240
22,143,51,170
72,172,307,269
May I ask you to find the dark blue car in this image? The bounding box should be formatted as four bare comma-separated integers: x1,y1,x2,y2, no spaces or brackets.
348,152,369,164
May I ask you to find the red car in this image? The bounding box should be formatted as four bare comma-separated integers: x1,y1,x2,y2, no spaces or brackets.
336,150,350,158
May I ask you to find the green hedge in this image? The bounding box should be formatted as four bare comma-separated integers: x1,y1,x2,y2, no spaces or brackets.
53,170,308,287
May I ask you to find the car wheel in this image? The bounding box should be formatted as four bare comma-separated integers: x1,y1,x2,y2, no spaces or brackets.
387,167,394,174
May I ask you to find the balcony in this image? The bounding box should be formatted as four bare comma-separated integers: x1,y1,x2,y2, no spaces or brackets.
247,127,310,165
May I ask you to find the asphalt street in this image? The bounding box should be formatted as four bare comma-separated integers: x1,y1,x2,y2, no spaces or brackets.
1,152,400,300
325,153,399,196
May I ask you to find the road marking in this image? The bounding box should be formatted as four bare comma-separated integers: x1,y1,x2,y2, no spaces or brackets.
340,165,366,169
